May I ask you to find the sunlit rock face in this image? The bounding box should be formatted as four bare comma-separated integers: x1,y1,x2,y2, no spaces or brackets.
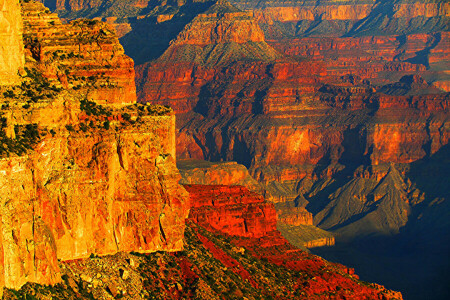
0,0,24,85
0,1,189,292
185,184,277,238
21,1,136,105
0,101,189,291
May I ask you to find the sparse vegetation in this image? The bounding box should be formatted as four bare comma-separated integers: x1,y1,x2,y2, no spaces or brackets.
0,120,41,157
80,99,111,117
1,68,61,107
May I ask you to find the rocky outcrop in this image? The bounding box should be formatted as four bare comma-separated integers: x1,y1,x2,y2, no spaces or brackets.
0,1,189,292
0,111,189,289
173,1,264,46
22,1,136,105
0,0,24,85
135,1,288,113
2,222,402,300
28,0,449,298
178,159,264,194
178,159,337,249
277,207,313,226
185,184,276,238
277,224,335,249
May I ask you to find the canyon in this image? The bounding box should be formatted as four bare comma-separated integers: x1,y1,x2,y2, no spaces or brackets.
1,0,449,298
0,1,405,299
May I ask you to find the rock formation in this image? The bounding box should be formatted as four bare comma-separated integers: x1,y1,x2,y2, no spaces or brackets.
4,0,449,298
0,0,24,85
186,184,277,238
0,1,189,292
22,1,136,105
179,159,337,248
1,222,402,299
178,159,264,195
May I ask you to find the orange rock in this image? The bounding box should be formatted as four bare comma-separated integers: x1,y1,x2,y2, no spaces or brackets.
22,1,136,105
277,207,313,226
0,1,189,292
0,0,24,85
185,185,277,238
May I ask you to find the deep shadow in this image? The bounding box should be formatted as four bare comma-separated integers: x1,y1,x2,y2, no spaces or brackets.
313,145,450,300
406,32,442,69
120,1,214,65
42,0,57,10
338,125,370,166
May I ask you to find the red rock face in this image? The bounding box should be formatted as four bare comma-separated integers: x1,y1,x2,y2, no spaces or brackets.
174,11,265,46
185,185,277,238
0,113,190,290
132,1,449,171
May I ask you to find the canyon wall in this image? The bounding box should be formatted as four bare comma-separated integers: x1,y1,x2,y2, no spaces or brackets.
22,1,136,105
15,0,450,298
186,184,277,238
131,1,449,253
0,0,24,85
0,112,188,290
0,1,189,292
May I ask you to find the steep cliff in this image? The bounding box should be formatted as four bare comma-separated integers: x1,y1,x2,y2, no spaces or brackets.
135,0,288,113
1,223,402,300
178,159,337,248
18,0,450,298
232,0,450,37
22,1,136,105
186,184,277,238
0,1,189,292
0,0,24,85
0,108,189,290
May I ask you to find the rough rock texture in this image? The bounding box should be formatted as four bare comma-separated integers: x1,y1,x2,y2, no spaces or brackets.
24,0,450,298
133,0,448,254
276,207,313,226
1,223,402,300
0,113,189,289
22,1,136,105
178,159,264,195
0,0,24,85
236,0,449,37
174,1,264,46
0,1,189,292
0,96,189,291
178,159,337,249
185,185,276,238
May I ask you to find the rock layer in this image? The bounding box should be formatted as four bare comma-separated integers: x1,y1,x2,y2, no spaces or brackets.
22,1,136,105
178,159,264,195
185,184,276,238
0,113,189,289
